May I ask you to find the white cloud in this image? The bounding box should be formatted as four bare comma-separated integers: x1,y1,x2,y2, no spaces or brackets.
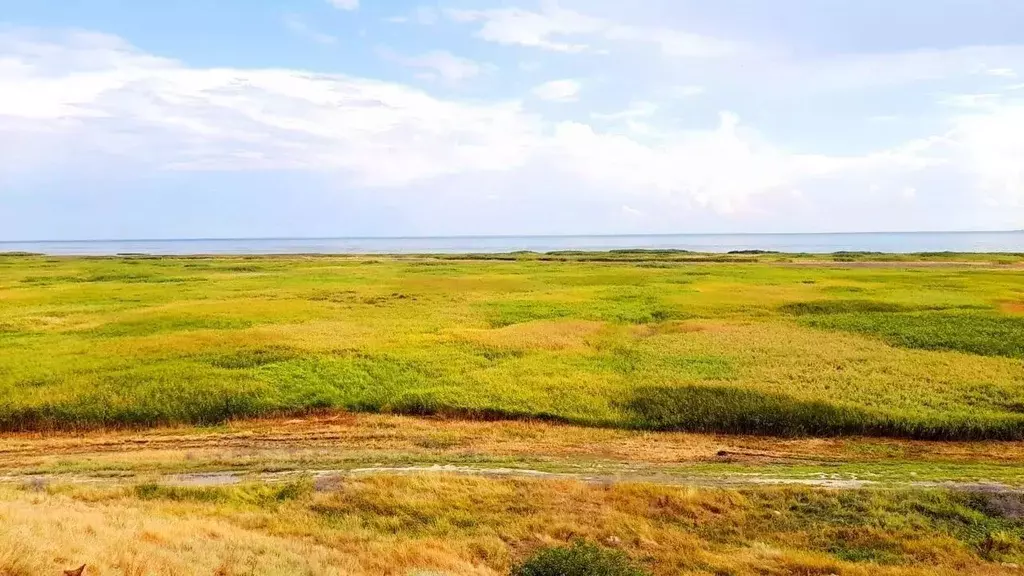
380,49,487,83
284,15,337,45
986,68,1016,78
446,6,597,53
0,29,538,186
388,6,439,25
942,93,1003,109
1,28,1022,231
776,46,1024,93
446,4,738,57
532,79,581,102
327,0,359,11
590,102,660,139
671,86,706,98
949,100,1024,209
548,112,861,213
592,101,657,121
603,24,738,58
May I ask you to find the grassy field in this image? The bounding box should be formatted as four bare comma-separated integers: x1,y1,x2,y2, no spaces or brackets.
2,252,1024,439
3,251,1024,575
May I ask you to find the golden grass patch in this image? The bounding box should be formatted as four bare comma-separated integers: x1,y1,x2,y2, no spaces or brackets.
1000,302,1024,315
447,320,608,352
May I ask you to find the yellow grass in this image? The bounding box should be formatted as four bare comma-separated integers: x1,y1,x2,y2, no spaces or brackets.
2,475,1023,576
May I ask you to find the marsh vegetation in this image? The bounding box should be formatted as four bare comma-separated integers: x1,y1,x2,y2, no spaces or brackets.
1,252,1023,439
3,251,1024,574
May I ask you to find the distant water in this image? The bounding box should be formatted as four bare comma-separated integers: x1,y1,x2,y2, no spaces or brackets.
2,231,1023,256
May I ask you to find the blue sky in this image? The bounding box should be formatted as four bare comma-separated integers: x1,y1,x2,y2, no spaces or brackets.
1,0,1023,240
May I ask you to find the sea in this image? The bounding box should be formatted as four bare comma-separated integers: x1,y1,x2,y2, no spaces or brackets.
2,231,1023,256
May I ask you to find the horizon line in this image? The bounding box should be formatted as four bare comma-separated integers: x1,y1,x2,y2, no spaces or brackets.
2,229,1022,244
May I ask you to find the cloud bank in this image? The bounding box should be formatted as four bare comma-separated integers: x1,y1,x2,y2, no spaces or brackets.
1,3,1023,237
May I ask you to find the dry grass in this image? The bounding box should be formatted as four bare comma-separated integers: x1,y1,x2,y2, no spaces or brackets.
1001,302,1024,315
2,475,1023,576
447,320,608,352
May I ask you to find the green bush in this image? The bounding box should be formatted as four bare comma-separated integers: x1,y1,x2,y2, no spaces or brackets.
511,541,650,576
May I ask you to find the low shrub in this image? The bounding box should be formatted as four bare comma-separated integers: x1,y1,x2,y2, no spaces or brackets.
512,541,650,576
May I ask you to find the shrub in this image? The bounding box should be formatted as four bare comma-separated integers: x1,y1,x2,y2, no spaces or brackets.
511,541,651,576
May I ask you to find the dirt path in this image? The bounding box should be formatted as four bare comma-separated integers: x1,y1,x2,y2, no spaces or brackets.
184,464,1024,493
3,464,1022,495
3,414,1024,493
5,413,1024,463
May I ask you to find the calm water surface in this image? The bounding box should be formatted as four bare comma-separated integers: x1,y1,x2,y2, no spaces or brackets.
2,232,1023,256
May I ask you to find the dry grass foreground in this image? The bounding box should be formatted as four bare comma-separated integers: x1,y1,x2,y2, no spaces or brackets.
1,416,1024,575
3,474,1024,576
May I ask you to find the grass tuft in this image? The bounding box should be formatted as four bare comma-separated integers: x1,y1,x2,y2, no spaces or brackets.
512,541,651,576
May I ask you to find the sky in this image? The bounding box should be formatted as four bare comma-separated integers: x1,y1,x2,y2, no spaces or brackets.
1,0,1023,240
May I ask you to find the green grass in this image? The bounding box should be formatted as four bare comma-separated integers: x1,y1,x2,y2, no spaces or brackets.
133,480,312,506
1,253,1023,438
512,541,651,576
622,385,1024,440
800,310,1024,358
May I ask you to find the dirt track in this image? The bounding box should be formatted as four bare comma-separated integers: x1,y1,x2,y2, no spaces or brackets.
4,464,1023,496
2,414,1024,492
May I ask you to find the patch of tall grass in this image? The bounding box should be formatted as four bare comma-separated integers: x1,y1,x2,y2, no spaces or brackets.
623,385,1024,440
484,295,683,327
800,310,1024,358
512,541,651,576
